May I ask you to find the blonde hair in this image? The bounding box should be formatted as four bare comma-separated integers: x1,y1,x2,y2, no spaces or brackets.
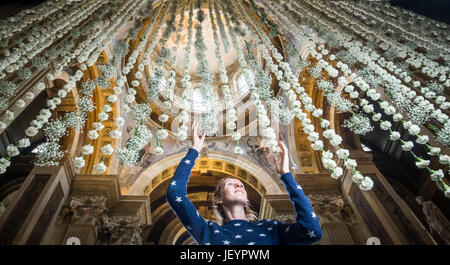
212,177,258,225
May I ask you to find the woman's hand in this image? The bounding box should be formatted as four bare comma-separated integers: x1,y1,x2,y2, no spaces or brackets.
274,140,290,175
191,120,206,153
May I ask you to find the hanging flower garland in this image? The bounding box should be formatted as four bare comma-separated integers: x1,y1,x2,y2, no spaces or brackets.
239,0,375,189
280,0,450,149
209,0,239,152
115,2,169,165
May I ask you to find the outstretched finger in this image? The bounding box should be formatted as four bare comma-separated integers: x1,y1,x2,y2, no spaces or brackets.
278,140,286,154
192,121,198,137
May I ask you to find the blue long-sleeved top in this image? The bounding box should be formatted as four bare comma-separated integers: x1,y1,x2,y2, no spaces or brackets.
166,148,322,245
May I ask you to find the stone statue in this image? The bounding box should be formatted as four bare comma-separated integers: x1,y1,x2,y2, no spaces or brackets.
416,196,450,244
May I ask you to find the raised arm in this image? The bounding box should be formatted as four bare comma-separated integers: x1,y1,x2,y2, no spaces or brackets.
165,121,209,244
274,141,322,244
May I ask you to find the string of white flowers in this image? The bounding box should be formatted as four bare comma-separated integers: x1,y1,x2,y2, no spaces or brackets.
212,0,231,54
326,1,450,97
116,2,170,165
221,0,280,154
18,5,117,170
277,0,449,141
74,1,149,171
0,0,105,110
192,0,218,137
142,0,172,104
0,2,112,139
209,0,239,152
175,0,195,142
83,0,145,66
304,0,449,87
310,47,450,197
244,0,374,189
338,1,449,59
332,1,449,63
148,1,178,153
0,69,85,172
287,0,450,114
0,0,75,41
155,0,181,154
0,5,109,122
0,0,105,79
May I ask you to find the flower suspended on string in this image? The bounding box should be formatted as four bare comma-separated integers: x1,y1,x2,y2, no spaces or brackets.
81,145,94,155
101,144,114,156
152,145,164,156
94,161,106,173
73,156,85,168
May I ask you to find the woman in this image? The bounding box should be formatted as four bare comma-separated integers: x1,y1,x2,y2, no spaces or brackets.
166,121,322,245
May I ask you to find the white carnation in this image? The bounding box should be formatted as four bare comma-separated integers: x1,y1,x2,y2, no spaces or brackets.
25,126,39,137
101,144,114,155
159,114,169,123
98,111,108,121
81,145,94,155
93,161,106,173
114,117,125,127
88,130,99,140
430,169,444,181
18,138,30,148
415,135,429,145
415,159,430,169
93,122,104,131
73,156,85,168
311,140,323,150
359,177,374,191
156,129,168,140
336,149,350,159
331,167,343,179
7,144,19,157
152,145,164,155
401,141,414,151
439,155,450,165
345,159,357,169
109,129,122,139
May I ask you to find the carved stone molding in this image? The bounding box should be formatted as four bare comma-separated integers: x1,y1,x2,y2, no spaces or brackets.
308,192,357,225
61,194,108,227
97,214,142,245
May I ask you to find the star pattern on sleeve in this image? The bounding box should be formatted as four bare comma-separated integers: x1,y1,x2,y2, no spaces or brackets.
247,242,255,245
311,212,317,218
223,240,230,245
235,235,242,239
267,227,273,231
233,223,241,227
307,230,316,238
285,226,290,233
184,159,191,165
296,184,302,190
246,229,253,232
170,181,176,186
214,229,220,234
258,233,266,237
175,196,182,203
186,225,192,230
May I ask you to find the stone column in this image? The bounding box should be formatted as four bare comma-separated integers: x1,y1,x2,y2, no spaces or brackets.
61,194,107,245
0,158,74,245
